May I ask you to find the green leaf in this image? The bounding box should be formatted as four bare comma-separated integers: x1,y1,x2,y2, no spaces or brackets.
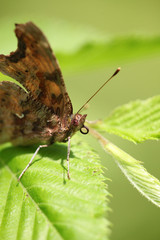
0,73,28,93
90,128,160,207
0,136,109,240
92,95,160,143
0,72,17,83
56,36,160,74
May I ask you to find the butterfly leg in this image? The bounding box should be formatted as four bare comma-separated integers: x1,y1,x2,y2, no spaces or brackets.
18,144,48,181
67,136,71,180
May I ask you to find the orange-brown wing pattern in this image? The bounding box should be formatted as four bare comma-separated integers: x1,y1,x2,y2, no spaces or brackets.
0,81,59,145
0,22,72,118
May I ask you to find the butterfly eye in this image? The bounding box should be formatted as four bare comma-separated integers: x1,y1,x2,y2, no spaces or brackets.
73,119,79,126
80,125,89,135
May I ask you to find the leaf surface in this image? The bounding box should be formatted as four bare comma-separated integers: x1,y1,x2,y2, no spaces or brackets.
0,136,109,240
93,96,160,142
90,128,160,207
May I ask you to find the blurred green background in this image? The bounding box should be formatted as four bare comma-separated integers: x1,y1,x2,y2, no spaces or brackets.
0,0,160,239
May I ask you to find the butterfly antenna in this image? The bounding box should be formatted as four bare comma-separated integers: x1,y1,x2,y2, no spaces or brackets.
77,67,121,114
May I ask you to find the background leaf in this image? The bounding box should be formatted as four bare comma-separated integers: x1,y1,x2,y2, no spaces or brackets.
92,95,160,143
0,73,28,93
0,136,109,240
57,36,160,74
89,128,160,207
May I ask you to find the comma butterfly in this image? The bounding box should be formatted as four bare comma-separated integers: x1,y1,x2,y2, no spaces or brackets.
0,22,120,180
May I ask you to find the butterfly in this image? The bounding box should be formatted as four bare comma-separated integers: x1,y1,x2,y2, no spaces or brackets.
0,22,120,180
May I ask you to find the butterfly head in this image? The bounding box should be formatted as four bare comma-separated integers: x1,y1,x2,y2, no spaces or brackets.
69,113,89,137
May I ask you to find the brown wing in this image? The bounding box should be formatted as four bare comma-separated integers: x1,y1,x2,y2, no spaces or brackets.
0,22,72,118
0,81,59,145
0,81,24,143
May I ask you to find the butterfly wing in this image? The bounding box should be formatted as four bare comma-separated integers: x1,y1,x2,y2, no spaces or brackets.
0,22,72,118
0,81,60,145
0,81,24,143
0,22,73,145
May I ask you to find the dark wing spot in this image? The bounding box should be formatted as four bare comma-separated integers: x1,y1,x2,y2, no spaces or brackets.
45,69,62,84
51,93,57,104
4,92,10,96
50,108,55,114
16,71,22,76
57,94,63,104
23,109,30,115
56,107,60,117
